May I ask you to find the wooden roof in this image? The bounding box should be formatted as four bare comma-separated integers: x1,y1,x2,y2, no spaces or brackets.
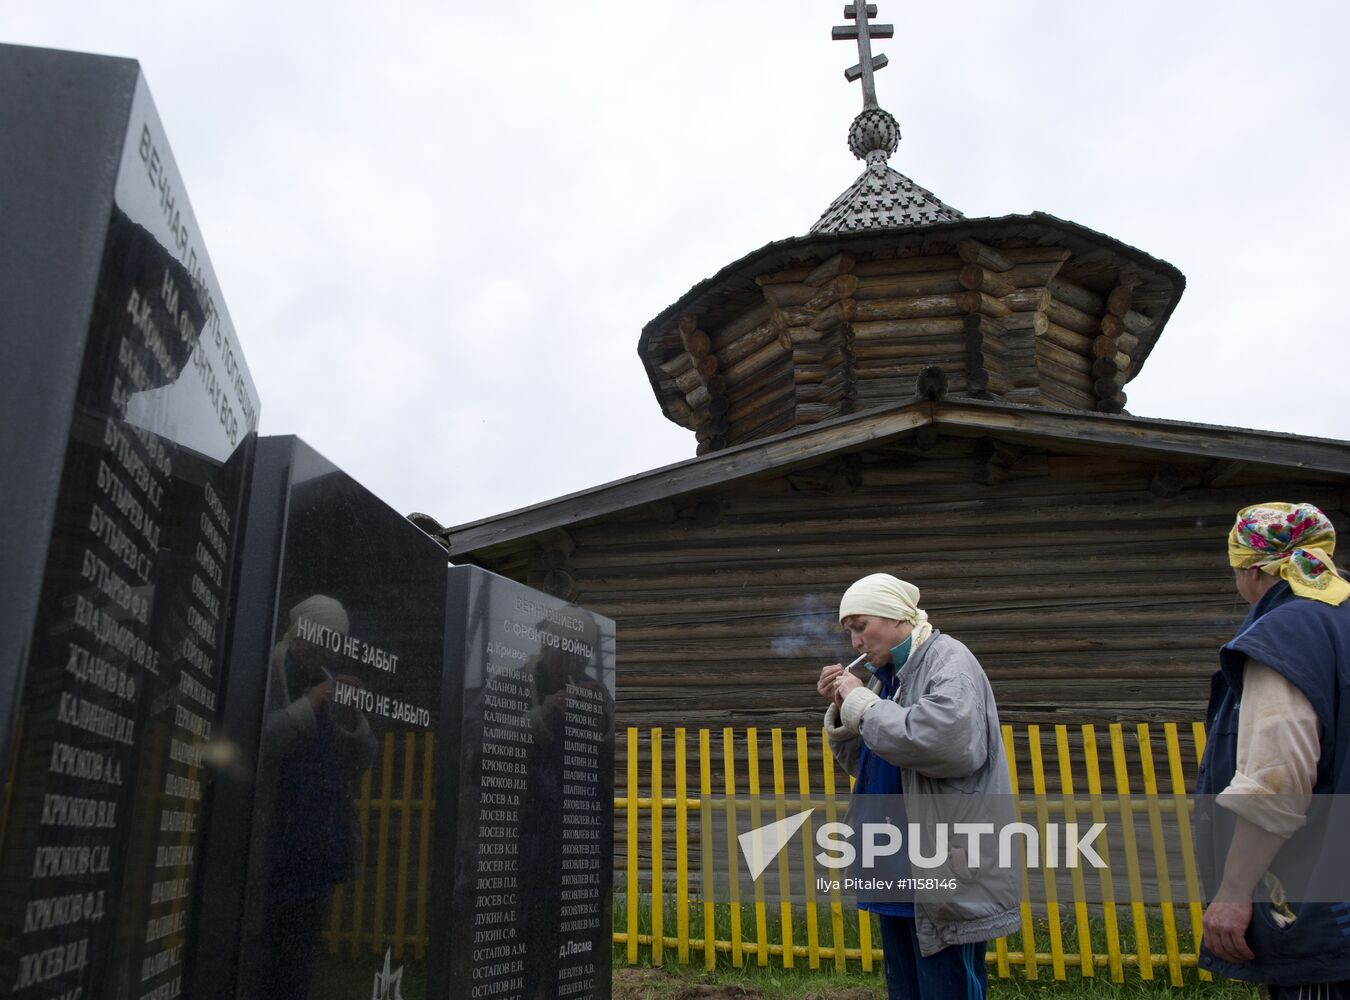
635,214,1187,455
439,398,1350,558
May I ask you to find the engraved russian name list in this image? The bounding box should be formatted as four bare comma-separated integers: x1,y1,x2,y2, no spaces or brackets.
0,46,260,1000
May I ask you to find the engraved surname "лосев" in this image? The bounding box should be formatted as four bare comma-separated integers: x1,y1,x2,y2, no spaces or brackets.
12,937,89,988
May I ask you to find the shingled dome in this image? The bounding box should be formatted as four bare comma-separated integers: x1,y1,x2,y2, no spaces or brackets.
636,4,1184,457
811,106,962,233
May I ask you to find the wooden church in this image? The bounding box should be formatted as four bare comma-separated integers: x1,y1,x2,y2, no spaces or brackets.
417,7,1350,740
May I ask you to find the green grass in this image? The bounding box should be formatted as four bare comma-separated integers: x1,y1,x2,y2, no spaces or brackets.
614,893,1261,996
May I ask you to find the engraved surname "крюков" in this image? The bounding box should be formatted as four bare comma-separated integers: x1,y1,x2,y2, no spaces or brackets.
22,890,105,932
39,793,117,829
49,741,123,786
31,845,112,878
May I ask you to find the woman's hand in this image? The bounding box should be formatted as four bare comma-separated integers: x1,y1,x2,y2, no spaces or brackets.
833,670,864,706
1202,899,1254,964
817,663,844,701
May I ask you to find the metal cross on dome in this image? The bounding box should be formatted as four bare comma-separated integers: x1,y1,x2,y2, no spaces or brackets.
832,2,895,109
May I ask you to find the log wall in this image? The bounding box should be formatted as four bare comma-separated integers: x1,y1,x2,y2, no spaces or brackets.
649,239,1158,454
461,435,1348,784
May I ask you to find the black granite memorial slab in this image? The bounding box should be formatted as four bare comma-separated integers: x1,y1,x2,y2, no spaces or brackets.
193,436,449,1000
432,567,616,1000
0,45,260,1000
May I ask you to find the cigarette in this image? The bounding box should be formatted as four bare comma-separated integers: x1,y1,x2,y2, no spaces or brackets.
845,652,869,675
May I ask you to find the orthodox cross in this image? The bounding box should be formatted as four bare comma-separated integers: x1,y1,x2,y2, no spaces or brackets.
832,3,895,109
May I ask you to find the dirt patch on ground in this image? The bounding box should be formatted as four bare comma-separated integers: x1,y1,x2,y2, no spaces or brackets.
612,967,885,1000
613,967,764,999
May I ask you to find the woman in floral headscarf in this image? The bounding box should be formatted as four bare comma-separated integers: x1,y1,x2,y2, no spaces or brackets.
1196,502,1350,995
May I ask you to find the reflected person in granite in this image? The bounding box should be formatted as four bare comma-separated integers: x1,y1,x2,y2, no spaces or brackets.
244,595,377,1000
522,609,613,1000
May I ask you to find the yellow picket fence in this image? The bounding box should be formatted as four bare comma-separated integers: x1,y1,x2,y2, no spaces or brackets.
613,722,1213,986
317,722,1214,986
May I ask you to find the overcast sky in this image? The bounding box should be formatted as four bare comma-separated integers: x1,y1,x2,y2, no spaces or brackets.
11,2,1349,525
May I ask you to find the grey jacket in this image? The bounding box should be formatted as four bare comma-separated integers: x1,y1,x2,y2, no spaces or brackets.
824,629,1021,956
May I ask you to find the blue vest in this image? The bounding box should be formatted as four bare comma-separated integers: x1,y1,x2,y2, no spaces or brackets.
1195,581,1350,984
853,643,920,918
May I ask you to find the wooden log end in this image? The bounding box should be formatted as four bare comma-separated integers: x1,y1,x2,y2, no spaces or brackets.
804,252,856,287
915,365,949,401
956,238,1013,272
1149,467,1186,499
684,329,711,359
1106,285,1134,318
541,568,576,601
691,497,723,527
1095,392,1127,413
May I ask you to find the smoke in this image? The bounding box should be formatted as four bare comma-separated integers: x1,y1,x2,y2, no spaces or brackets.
770,594,844,660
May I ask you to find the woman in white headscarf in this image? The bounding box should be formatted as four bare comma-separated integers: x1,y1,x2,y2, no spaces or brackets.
816,573,1019,1000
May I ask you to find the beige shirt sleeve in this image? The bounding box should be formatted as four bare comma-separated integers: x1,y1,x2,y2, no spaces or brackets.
1216,658,1322,837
